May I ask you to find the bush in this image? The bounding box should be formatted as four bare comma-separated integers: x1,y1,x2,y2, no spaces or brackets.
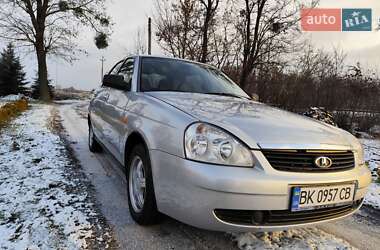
0,99,28,127
333,111,380,135
303,107,337,126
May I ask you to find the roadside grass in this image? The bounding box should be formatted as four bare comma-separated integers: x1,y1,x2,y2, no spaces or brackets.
0,99,28,128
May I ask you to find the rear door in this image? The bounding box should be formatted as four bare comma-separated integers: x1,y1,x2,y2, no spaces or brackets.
102,58,135,162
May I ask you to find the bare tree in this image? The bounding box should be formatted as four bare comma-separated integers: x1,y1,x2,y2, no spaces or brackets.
0,0,112,101
155,0,235,66
155,0,203,60
155,0,318,87
198,0,220,62
207,0,241,71
237,0,318,90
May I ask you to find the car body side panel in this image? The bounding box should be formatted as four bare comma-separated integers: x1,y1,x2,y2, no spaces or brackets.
89,87,110,143
101,88,131,162
94,57,140,163
120,92,196,165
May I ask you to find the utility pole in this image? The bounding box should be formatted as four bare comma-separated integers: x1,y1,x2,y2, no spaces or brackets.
100,56,106,81
148,17,152,55
55,61,58,88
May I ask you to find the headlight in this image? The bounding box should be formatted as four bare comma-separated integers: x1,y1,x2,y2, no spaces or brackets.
184,123,254,167
343,132,366,167
353,142,365,166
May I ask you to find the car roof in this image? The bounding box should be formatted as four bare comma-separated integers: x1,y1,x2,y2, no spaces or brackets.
133,55,214,69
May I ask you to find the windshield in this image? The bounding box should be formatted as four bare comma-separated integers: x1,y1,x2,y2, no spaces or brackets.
140,57,249,98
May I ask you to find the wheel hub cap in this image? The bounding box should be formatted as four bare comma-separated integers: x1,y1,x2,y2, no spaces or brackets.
129,156,146,213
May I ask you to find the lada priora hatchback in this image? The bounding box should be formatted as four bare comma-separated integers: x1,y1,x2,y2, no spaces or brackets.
88,56,371,232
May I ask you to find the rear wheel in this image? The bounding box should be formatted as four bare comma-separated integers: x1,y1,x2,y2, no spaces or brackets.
127,144,161,225
88,124,102,153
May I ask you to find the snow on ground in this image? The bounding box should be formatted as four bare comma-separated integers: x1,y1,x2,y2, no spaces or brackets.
0,94,25,108
0,94,24,102
54,100,89,119
0,104,114,249
233,228,355,250
361,139,380,209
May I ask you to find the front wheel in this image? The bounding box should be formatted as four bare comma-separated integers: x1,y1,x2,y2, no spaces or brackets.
127,144,161,225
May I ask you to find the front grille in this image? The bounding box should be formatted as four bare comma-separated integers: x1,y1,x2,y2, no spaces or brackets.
214,200,362,226
262,150,355,172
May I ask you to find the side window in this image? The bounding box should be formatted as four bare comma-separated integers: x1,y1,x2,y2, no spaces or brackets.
118,58,134,85
109,60,124,75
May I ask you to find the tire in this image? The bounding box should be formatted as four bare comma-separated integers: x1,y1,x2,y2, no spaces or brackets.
88,124,102,153
127,144,161,225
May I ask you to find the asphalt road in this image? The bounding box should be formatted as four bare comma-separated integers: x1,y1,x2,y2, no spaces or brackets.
57,101,380,250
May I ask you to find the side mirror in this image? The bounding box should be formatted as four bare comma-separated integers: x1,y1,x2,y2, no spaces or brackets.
102,74,130,91
251,93,259,102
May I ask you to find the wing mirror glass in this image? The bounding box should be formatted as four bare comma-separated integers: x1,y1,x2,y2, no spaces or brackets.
102,74,131,91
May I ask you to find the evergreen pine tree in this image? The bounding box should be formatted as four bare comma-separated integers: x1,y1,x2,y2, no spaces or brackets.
0,43,28,96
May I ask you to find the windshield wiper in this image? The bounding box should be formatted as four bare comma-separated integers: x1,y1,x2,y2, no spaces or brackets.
204,92,249,100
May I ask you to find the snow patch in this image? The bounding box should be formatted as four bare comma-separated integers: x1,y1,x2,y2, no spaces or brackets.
361,139,380,209
0,94,24,102
0,104,109,249
233,228,355,250
365,183,380,209
0,94,25,108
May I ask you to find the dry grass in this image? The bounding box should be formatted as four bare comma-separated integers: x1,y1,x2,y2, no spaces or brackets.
0,99,28,127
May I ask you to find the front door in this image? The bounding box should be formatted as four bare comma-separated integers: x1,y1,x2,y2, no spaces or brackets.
102,58,135,162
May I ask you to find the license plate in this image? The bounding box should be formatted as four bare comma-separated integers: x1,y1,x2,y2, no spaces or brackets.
291,183,355,211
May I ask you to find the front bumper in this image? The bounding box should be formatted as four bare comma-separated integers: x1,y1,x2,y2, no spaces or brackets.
150,150,371,232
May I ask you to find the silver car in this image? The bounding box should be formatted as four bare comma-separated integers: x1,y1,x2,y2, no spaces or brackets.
88,56,371,232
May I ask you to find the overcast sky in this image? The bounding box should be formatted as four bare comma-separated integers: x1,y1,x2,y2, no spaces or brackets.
1,0,380,90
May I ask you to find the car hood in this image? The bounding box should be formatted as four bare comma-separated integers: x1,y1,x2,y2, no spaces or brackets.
148,92,354,150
